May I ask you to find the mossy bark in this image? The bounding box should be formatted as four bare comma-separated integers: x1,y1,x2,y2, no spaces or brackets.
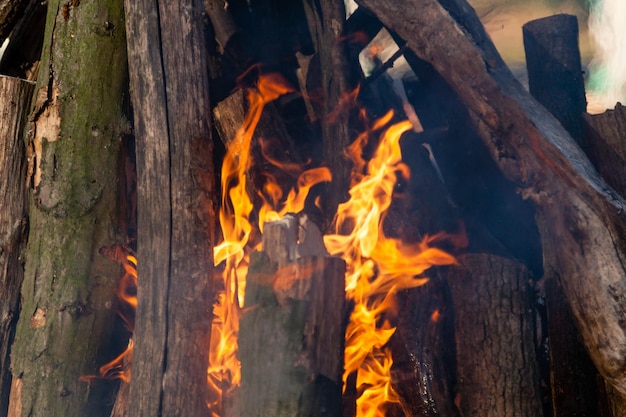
8,0,128,416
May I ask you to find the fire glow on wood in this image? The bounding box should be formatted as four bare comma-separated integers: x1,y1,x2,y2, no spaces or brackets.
87,73,456,417
208,73,456,417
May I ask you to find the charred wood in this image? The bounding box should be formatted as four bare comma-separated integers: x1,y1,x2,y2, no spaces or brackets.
583,103,626,199
523,14,587,145
0,75,33,417
356,0,626,396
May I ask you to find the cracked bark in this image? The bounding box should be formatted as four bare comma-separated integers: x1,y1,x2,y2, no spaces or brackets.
0,75,33,417
7,0,129,416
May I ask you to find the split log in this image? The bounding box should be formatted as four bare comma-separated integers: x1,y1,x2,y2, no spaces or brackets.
8,0,128,415
448,254,543,417
234,215,345,417
0,75,33,417
583,103,626,199
356,0,626,395
124,0,216,416
523,14,587,145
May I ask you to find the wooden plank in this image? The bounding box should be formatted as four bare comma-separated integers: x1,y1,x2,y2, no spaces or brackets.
356,0,626,394
124,0,215,415
0,75,33,417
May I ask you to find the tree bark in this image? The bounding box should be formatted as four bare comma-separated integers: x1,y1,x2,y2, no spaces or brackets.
583,103,626,199
448,254,543,417
235,216,345,417
356,0,626,395
8,0,128,415
0,75,33,417
124,0,216,416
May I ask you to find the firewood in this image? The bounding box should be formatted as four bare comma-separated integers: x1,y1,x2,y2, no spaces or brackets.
583,104,626,199
234,215,345,417
523,14,587,145
448,254,543,417
124,0,215,415
356,0,626,395
0,75,33,417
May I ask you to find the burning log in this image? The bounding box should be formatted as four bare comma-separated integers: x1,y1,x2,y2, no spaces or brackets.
523,14,587,145
356,0,626,397
235,214,346,417
0,75,33,417
448,254,543,417
124,0,215,416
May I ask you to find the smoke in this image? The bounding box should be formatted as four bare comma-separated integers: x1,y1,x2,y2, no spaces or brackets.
587,0,626,111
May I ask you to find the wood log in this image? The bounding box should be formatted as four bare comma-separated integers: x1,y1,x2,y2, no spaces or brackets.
234,215,345,417
448,254,543,417
544,275,607,417
523,14,587,145
124,0,216,416
583,103,626,199
356,0,626,395
302,0,356,218
8,0,128,415
0,75,33,417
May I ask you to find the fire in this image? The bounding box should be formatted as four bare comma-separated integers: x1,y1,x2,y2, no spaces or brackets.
208,73,331,414
209,74,456,417
81,248,137,383
324,114,456,416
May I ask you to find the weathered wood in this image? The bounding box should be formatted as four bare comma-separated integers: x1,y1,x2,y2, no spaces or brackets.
523,14,587,145
124,0,215,415
356,0,626,395
302,0,355,218
7,0,128,415
583,103,626,199
0,75,33,417
448,254,543,417
0,0,45,80
544,275,606,417
235,216,345,417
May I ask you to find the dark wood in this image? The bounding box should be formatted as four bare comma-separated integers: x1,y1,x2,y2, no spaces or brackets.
124,0,215,416
0,75,33,417
523,14,587,145
356,0,626,395
235,216,345,417
544,275,606,417
583,103,626,199
448,254,543,417
302,0,355,218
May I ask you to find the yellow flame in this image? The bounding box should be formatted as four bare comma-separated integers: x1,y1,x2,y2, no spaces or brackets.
325,115,456,417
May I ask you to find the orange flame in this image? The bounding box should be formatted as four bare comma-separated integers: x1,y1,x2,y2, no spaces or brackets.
208,73,331,415
81,251,137,383
325,115,456,417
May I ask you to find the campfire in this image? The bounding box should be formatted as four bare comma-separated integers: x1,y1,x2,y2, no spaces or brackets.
1,0,626,417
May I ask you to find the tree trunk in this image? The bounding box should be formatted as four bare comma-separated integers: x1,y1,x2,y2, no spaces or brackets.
448,254,543,417
356,0,626,395
124,0,216,416
0,75,33,417
8,0,129,415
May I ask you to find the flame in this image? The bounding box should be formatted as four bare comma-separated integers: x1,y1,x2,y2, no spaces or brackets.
325,115,456,417
208,73,331,415
81,251,137,383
